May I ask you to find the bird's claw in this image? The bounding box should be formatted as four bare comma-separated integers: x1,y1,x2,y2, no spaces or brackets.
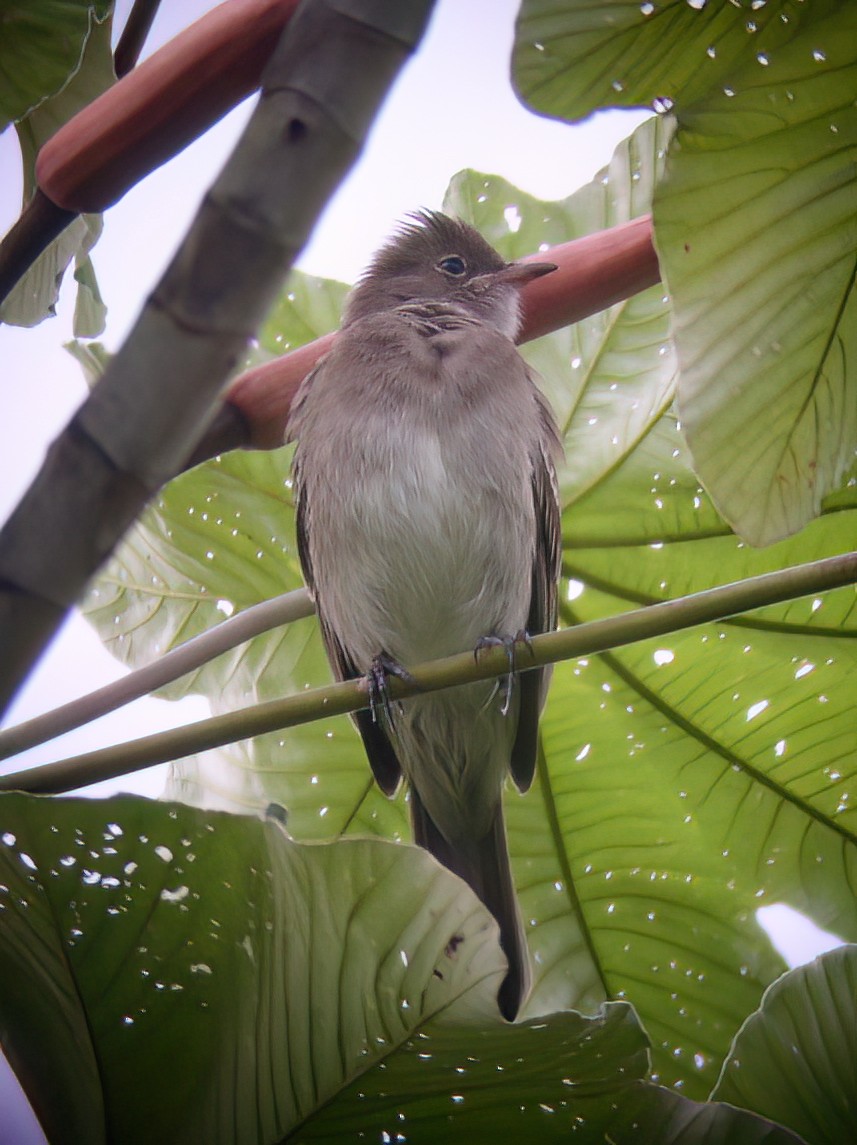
474,631,530,716
367,653,415,726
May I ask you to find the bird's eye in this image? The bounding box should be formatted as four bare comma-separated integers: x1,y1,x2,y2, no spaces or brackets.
437,255,467,277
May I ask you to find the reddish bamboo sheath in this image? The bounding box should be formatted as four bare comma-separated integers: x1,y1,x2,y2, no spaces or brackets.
518,214,659,341
36,0,300,213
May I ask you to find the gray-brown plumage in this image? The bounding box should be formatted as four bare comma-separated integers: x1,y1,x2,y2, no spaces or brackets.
287,211,561,1020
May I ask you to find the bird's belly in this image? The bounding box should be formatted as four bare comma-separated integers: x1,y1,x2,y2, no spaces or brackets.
318,429,533,669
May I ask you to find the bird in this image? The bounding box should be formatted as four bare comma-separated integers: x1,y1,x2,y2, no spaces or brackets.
287,210,561,1020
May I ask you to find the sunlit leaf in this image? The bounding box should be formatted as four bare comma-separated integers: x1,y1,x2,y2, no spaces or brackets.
511,0,838,122
713,945,857,1145
656,5,857,542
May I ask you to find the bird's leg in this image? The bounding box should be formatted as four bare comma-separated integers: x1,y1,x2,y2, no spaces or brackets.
474,631,530,716
367,652,415,726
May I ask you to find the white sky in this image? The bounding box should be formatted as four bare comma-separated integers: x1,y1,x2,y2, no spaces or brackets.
0,3,840,1138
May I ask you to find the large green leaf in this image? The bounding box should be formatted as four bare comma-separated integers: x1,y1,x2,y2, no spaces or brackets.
1,12,113,331
512,0,857,544
0,793,505,1144
713,945,857,1145
0,794,804,1144
655,4,857,543
512,0,839,122
81,119,857,1099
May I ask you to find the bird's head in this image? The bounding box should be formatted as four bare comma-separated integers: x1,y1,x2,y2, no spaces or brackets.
343,210,555,339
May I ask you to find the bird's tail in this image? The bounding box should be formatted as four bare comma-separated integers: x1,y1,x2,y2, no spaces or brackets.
410,789,529,1020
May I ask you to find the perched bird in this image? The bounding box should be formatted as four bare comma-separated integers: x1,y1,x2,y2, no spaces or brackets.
288,211,561,1020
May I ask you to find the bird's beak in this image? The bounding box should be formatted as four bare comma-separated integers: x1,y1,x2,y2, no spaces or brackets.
491,260,557,287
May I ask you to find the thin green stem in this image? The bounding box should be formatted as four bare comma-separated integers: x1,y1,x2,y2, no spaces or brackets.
0,589,314,761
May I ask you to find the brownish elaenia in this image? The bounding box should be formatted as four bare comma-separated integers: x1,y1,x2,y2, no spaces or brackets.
288,212,561,1020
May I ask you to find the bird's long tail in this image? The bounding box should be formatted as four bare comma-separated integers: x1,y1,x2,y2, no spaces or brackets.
410,789,529,1020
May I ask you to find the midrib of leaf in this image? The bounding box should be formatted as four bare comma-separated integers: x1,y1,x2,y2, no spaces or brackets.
338,775,379,837
280,955,501,1142
557,300,629,442
535,737,611,999
564,526,733,549
562,607,857,851
562,559,857,639
33,826,109,1141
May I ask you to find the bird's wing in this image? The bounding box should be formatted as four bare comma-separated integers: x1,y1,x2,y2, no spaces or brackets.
510,389,562,793
293,440,403,798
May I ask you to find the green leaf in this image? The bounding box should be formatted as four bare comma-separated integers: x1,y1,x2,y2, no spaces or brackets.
72,214,107,336
64,334,111,386
0,794,802,1143
0,0,110,130
302,1006,803,1144
0,793,505,1144
655,4,857,543
511,0,839,122
0,212,103,328
512,0,857,544
1,14,113,330
713,945,857,1145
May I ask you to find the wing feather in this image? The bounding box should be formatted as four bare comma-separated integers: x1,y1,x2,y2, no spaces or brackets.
510,387,562,792
294,448,403,797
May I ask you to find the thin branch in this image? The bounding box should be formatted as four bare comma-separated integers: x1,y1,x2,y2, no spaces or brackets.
0,191,78,307
0,588,314,761
114,0,164,78
3,550,853,795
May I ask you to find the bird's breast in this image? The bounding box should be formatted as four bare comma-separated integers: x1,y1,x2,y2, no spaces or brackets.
315,415,533,668
294,311,544,670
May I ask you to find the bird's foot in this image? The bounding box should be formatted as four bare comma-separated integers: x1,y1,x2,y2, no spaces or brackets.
474,631,530,716
367,653,415,726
